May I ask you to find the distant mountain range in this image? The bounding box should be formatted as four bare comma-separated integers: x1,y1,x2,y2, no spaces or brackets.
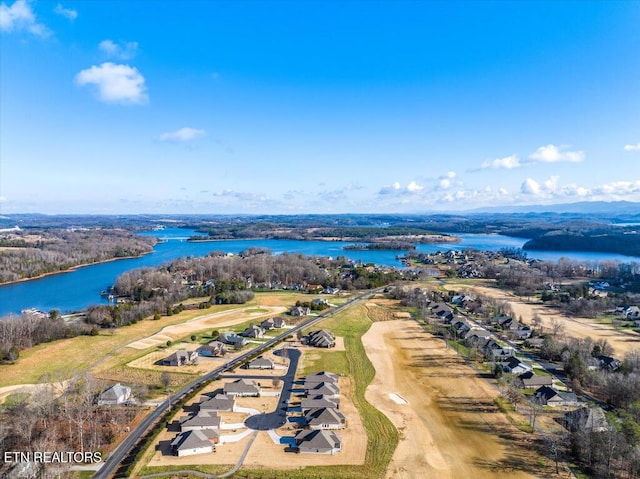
467,201,640,216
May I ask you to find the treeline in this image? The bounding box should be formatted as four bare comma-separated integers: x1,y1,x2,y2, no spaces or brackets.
524,230,640,257
0,229,156,283
0,312,94,363
344,241,416,251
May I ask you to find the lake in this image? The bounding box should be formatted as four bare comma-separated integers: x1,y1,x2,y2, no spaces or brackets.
1,228,639,316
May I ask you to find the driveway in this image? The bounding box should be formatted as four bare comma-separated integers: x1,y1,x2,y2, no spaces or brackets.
244,348,301,430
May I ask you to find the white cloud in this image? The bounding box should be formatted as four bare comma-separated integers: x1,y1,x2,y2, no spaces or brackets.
75,62,148,104
53,3,76,20
439,178,452,189
407,181,423,192
594,180,640,196
529,144,584,163
624,144,640,152
544,175,559,191
159,127,206,142
520,178,542,196
99,39,139,60
481,154,521,169
0,0,51,37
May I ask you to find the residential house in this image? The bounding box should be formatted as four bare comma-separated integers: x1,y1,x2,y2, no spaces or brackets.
533,386,579,407
430,302,454,322
290,306,311,316
301,396,339,413
196,341,227,357
307,330,336,348
161,350,198,367
179,411,222,432
241,325,264,339
624,306,640,320
170,429,217,456
219,332,248,347
524,337,545,349
303,382,340,399
562,407,609,432
199,393,236,412
97,383,131,406
223,379,260,397
295,430,342,454
246,356,275,370
323,287,340,295
501,356,533,375
304,371,339,385
304,407,347,430
516,371,553,389
597,355,621,372
260,318,275,330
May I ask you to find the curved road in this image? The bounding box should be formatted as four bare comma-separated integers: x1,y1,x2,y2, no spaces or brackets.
94,288,380,479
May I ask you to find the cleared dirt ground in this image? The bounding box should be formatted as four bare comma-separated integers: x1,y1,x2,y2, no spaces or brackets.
447,284,640,355
362,319,560,479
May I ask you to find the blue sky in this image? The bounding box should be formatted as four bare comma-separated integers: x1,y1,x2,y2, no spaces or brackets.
1,0,639,214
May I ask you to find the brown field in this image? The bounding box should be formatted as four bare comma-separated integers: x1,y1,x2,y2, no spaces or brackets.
446,283,640,356
362,319,560,479
126,305,287,349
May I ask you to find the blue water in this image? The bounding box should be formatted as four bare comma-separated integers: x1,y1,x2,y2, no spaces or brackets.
1,228,638,316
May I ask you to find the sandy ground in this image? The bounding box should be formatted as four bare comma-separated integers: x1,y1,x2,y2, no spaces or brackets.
146,365,367,470
126,306,286,349
0,381,68,403
362,319,560,479
447,284,640,355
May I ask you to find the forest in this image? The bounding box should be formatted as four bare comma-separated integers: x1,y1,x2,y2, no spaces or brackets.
0,229,156,283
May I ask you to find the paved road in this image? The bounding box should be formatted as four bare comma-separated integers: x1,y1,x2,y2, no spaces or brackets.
94,288,380,479
244,348,301,430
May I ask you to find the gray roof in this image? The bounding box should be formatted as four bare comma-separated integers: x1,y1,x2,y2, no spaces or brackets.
224,378,260,395
199,393,235,412
247,356,274,369
518,371,553,388
179,411,221,430
305,372,339,384
304,407,346,427
170,429,216,452
304,382,339,396
301,397,339,410
295,429,342,451
99,383,130,401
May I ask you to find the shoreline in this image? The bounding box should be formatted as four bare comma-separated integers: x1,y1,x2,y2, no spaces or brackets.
0,251,153,288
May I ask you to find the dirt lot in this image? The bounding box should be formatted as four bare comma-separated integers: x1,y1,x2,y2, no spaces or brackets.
242,376,367,469
362,319,560,479
145,363,367,470
126,305,286,350
447,283,640,355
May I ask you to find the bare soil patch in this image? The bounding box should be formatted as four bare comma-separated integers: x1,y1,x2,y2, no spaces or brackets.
362,319,560,479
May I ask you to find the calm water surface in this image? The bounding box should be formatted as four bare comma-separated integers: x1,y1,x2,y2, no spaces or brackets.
1,228,638,315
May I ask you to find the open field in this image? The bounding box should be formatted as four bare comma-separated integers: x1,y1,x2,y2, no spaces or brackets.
445,282,640,356
126,305,287,349
0,291,333,389
362,319,559,479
